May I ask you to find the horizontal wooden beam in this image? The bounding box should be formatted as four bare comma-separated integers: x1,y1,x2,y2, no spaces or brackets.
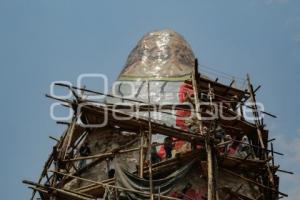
23,180,94,200
49,170,181,200
82,105,205,143
63,147,141,162
221,168,288,197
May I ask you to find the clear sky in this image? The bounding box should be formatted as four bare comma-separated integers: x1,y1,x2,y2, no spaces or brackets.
0,0,299,199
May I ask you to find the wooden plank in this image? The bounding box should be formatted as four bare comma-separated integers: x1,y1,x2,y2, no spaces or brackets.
81,105,205,143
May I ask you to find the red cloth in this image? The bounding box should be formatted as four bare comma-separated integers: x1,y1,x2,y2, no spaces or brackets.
157,138,186,158
175,82,194,152
176,82,193,130
157,145,166,158
228,146,237,154
184,189,202,200
169,192,179,198
170,188,206,200
178,83,194,103
175,109,191,131
174,139,185,150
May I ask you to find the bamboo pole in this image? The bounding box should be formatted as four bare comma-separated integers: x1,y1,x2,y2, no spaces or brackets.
50,118,77,199
208,83,219,200
30,129,69,200
191,59,203,134
56,81,247,107
277,169,294,175
49,136,60,142
147,80,154,200
221,168,287,197
25,182,94,200
63,116,77,159
28,186,49,194
30,153,54,200
81,104,205,142
227,138,283,156
47,170,181,200
64,147,141,162
206,144,216,200
191,59,217,200
271,142,275,166
74,178,114,192
31,127,70,200
246,74,275,186
60,137,139,186
139,128,145,178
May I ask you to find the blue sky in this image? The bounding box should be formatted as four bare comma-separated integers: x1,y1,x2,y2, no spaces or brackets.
0,0,299,199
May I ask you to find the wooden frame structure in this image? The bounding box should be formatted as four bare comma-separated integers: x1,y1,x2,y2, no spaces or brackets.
23,59,290,200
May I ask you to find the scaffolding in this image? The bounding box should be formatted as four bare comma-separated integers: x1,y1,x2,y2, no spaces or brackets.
24,30,291,200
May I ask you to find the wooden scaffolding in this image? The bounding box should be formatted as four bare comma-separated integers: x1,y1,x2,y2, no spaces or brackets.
23,59,291,200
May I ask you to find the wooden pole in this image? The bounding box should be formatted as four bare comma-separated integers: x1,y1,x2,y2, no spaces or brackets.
30,154,53,200
191,59,203,133
63,116,77,159
50,118,77,200
30,129,70,200
246,74,275,186
271,142,275,166
208,83,219,200
64,147,141,161
191,59,217,200
147,80,154,200
24,180,94,200
46,171,181,200
206,140,216,200
49,136,60,142
139,128,145,178
221,168,287,197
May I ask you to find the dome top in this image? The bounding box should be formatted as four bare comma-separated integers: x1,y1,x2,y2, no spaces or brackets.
119,29,195,80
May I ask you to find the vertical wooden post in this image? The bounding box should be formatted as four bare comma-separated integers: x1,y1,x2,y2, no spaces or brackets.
206,142,216,200
147,80,154,200
246,74,275,186
139,128,144,178
191,59,203,133
208,83,219,200
191,59,217,200
63,116,77,159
